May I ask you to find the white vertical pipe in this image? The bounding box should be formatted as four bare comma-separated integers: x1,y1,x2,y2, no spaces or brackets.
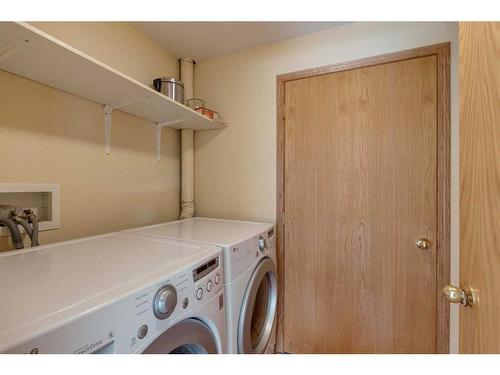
179,58,195,219
180,57,194,102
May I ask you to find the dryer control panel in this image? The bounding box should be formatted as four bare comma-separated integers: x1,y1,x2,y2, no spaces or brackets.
224,226,276,284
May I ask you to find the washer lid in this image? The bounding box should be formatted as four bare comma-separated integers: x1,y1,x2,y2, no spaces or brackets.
0,232,218,345
125,217,274,247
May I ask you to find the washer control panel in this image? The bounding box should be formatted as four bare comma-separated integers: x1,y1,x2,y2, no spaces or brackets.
121,251,223,353
192,256,219,282
192,256,222,304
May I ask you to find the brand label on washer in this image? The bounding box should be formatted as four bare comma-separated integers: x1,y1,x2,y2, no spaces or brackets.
74,338,104,354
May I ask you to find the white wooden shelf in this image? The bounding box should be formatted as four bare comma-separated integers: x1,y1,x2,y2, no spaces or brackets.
0,22,226,158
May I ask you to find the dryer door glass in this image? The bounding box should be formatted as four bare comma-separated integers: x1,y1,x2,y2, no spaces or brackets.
251,275,271,347
238,257,278,354
142,318,218,354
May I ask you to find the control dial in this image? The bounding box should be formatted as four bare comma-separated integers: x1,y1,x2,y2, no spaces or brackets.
258,236,267,252
153,284,177,320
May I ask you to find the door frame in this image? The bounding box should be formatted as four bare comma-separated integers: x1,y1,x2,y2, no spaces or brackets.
275,43,451,353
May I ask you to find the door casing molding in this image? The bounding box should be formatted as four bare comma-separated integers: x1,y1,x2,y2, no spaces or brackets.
275,43,451,353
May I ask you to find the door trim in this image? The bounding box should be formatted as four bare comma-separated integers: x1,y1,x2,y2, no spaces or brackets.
275,43,451,353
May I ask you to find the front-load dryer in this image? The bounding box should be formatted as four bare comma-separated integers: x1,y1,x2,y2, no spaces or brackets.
0,232,225,354
123,217,277,354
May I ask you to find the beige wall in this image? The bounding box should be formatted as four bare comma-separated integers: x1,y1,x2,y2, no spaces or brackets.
0,22,180,250
194,22,459,352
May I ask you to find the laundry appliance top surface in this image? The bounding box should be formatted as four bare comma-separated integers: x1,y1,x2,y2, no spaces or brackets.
125,217,274,248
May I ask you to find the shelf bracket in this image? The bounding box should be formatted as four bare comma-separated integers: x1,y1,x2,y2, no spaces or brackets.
154,119,189,162
103,96,151,156
155,124,161,162
104,105,112,156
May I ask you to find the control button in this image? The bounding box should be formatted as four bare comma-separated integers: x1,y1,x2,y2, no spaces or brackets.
137,324,148,339
215,274,220,285
182,297,189,309
258,236,267,252
196,287,203,300
206,280,213,292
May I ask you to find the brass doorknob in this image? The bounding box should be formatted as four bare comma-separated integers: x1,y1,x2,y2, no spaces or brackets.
416,238,431,249
442,285,478,307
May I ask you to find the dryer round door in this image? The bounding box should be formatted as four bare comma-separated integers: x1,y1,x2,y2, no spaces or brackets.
142,318,218,354
237,257,278,354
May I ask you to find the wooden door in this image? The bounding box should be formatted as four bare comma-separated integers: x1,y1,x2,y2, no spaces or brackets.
459,22,500,353
277,45,450,353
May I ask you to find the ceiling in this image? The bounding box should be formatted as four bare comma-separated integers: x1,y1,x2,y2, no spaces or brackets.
134,22,348,61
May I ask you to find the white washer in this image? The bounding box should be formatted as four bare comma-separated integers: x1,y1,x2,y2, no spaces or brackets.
0,232,226,354
124,217,277,354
